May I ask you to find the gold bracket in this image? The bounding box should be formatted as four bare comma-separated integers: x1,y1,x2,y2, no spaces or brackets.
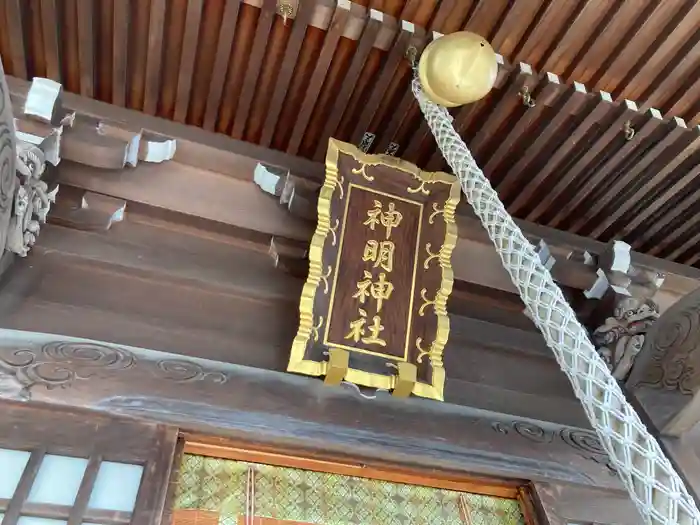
324,347,349,386
392,362,417,398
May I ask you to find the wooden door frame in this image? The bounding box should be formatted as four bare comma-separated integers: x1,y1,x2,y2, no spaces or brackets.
179,433,540,524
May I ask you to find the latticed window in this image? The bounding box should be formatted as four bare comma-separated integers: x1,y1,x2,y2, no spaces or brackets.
173,454,527,525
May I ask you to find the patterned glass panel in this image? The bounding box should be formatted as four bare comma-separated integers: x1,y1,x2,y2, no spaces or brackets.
175,454,526,525
0,448,31,499
17,518,68,525
88,461,144,511
27,455,88,506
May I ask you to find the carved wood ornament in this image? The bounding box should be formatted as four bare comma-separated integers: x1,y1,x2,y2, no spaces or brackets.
593,297,659,381
0,330,620,490
288,139,460,400
631,288,700,395
0,59,18,254
0,62,178,258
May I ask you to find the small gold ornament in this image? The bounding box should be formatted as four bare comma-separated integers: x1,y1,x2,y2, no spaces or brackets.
418,31,498,107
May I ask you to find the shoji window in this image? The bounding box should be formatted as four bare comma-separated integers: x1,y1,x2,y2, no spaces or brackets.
0,401,179,525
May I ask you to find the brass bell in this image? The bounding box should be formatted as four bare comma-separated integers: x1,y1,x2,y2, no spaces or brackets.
418,32,498,107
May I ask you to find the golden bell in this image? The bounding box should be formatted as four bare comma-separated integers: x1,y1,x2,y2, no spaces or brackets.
418,32,498,107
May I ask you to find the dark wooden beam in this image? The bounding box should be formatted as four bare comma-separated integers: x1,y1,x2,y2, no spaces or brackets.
0,219,591,428
469,63,539,159
143,0,166,115
554,107,664,230
485,72,561,177
5,0,27,79
619,124,700,241
498,81,588,203
617,1,700,104
587,116,690,238
528,98,639,224
426,0,458,33
261,0,315,148
7,75,697,304
173,0,204,123
76,0,94,98
313,8,382,160
111,0,128,107
350,18,412,148
202,0,241,130
0,330,621,491
464,0,510,42
231,0,277,140
287,0,351,155
509,91,612,218
40,0,61,82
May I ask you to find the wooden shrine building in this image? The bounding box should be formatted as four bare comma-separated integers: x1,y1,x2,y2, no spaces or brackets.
0,1,699,524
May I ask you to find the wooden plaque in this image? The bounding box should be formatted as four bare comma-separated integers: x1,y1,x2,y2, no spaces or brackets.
288,139,460,400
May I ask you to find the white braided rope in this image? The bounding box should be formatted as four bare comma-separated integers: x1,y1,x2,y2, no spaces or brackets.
411,77,700,525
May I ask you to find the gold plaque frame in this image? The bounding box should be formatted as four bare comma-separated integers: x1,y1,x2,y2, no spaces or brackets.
288,139,460,400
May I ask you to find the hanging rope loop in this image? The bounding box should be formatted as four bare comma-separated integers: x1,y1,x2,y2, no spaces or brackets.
411,76,700,525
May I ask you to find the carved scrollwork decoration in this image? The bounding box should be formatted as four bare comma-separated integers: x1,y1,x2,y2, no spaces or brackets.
490,421,616,475
311,316,324,343
320,265,333,294
407,179,430,196
351,162,374,182
423,243,440,270
491,421,555,443
428,202,445,224
559,428,604,455
415,337,432,364
155,359,227,384
336,176,345,200
329,218,339,247
559,428,617,476
633,288,700,395
0,342,135,399
418,288,437,316
0,65,16,221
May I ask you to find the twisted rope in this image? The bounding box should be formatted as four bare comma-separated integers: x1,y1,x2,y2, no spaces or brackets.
411,77,699,525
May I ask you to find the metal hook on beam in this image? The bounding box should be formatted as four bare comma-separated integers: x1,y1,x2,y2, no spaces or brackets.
519,86,536,108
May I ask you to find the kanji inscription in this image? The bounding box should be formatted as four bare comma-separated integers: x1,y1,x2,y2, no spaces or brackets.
288,139,460,400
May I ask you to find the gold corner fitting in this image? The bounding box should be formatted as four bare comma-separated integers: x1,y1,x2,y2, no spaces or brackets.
392,362,417,398
324,347,349,386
